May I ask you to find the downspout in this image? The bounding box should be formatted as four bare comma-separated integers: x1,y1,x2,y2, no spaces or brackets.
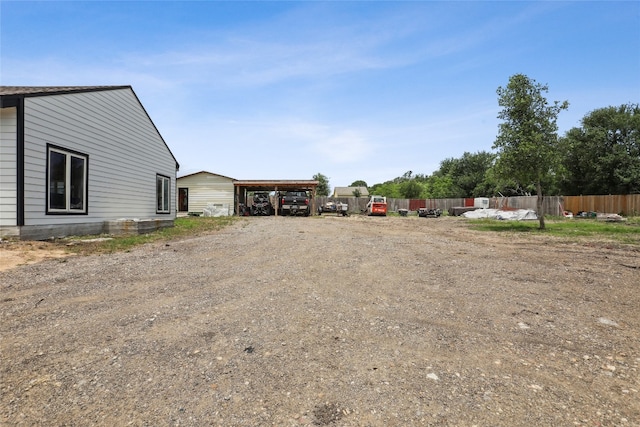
16,98,25,227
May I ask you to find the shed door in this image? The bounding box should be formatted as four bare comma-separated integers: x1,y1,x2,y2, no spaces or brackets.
178,188,188,212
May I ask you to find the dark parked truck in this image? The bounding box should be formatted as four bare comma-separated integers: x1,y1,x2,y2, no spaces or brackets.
279,190,311,216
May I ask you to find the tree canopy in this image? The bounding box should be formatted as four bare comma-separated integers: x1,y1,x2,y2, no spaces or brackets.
350,180,368,188
559,103,640,195
433,151,496,197
493,74,568,229
367,154,496,200
312,173,330,196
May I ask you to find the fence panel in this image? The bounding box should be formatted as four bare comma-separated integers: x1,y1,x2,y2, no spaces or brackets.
409,199,426,210
563,195,640,216
316,194,639,216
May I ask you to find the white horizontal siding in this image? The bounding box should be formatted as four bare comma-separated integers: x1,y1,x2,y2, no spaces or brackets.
22,88,177,226
0,107,17,228
177,173,234,214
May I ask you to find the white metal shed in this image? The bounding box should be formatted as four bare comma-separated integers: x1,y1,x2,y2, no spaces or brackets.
176,171,235,216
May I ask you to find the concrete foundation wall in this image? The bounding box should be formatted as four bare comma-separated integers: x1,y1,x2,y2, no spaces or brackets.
104,219,174,236
11,219,174,241
18,223,106,241
0,226,20,239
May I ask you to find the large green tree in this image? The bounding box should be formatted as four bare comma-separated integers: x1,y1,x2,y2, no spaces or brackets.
433,151,496,197
399,179,424,199
431,158,464,197
368,181,401,198
493,74,568,229
559,103,640,195
350,180,368,188
424,175,456,198
312,173,330,196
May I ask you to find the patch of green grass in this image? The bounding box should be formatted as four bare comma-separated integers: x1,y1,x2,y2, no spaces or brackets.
173,215,238,234
468,219,538,233
64,216,240,255
468,216,640,246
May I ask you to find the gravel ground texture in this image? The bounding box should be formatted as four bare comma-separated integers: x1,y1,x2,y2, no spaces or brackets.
1,215,639,427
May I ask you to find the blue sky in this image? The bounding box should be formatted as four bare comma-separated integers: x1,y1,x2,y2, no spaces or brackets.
2,1,639,191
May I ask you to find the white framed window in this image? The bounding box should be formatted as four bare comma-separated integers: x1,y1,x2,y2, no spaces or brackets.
156,174,170,214
47,145,88,214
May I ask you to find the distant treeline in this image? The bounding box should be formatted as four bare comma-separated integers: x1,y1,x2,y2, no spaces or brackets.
358,103,639,199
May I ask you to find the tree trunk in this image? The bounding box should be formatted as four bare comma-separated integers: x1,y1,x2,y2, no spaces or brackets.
537,181,545,230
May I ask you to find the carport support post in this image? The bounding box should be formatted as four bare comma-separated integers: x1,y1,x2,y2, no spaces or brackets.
274,185,278,217
235,185,239,216
312,187,317,215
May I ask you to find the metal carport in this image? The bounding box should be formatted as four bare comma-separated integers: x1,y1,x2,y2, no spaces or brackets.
233,180,319,216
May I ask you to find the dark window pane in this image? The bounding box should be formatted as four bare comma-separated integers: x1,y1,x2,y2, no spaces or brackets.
163,178,169,211
49,151,66,209
157,176,163,211
70,156,85,210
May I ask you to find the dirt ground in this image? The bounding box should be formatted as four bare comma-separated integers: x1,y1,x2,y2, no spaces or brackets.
1,215,639,426
0,240,69,272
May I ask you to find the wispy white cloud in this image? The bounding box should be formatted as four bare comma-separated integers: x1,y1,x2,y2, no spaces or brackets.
3,2,559,92
2,0,637,191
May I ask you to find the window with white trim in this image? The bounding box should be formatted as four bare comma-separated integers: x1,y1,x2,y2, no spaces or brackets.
156,174,170,213
47,145,88,214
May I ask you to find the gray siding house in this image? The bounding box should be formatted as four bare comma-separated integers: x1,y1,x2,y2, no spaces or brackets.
0,86,179,240
177,171,235,216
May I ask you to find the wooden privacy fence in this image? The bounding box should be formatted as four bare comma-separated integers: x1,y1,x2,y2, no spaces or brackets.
562,195,640,217
493,195,640,216
316,195,640,216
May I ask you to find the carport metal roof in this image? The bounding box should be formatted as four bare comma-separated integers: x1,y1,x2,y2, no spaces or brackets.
233,180,319,192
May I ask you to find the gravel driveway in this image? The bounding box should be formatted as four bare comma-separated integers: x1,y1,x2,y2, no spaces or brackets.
1,215,639,426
